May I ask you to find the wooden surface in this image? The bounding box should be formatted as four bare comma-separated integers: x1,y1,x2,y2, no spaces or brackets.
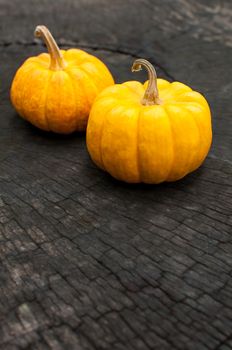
0,1,232,349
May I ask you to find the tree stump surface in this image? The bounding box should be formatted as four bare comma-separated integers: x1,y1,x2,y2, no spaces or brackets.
0,1,232,349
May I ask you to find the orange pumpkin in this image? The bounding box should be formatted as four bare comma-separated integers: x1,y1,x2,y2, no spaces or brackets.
11,25,114,134
87,59,212,183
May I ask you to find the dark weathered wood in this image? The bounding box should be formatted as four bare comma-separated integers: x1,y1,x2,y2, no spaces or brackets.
0,1,232,349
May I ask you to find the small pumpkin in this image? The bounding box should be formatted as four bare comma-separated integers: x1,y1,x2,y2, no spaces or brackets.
87,59,212,183
11,25,114,134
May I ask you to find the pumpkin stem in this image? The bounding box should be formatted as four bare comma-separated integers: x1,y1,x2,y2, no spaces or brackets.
131,59,161,105
34,25,66,71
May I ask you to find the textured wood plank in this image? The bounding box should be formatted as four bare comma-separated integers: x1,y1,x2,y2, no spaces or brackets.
0,1,232,349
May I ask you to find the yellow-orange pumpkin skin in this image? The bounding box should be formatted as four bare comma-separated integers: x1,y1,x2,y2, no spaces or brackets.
11,34,114,134
87,78,212,184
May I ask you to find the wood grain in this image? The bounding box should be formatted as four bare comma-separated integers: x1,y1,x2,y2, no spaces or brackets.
0,1,231,349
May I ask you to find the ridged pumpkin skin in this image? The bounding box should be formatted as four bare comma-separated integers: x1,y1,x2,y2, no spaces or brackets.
11,27,114,134
87,75,212,184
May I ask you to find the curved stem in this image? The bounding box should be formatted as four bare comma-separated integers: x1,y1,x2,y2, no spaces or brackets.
131,59,161,105
34,25,66,71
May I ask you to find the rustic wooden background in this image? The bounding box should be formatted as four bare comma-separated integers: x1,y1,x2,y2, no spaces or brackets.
0,1,232,349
